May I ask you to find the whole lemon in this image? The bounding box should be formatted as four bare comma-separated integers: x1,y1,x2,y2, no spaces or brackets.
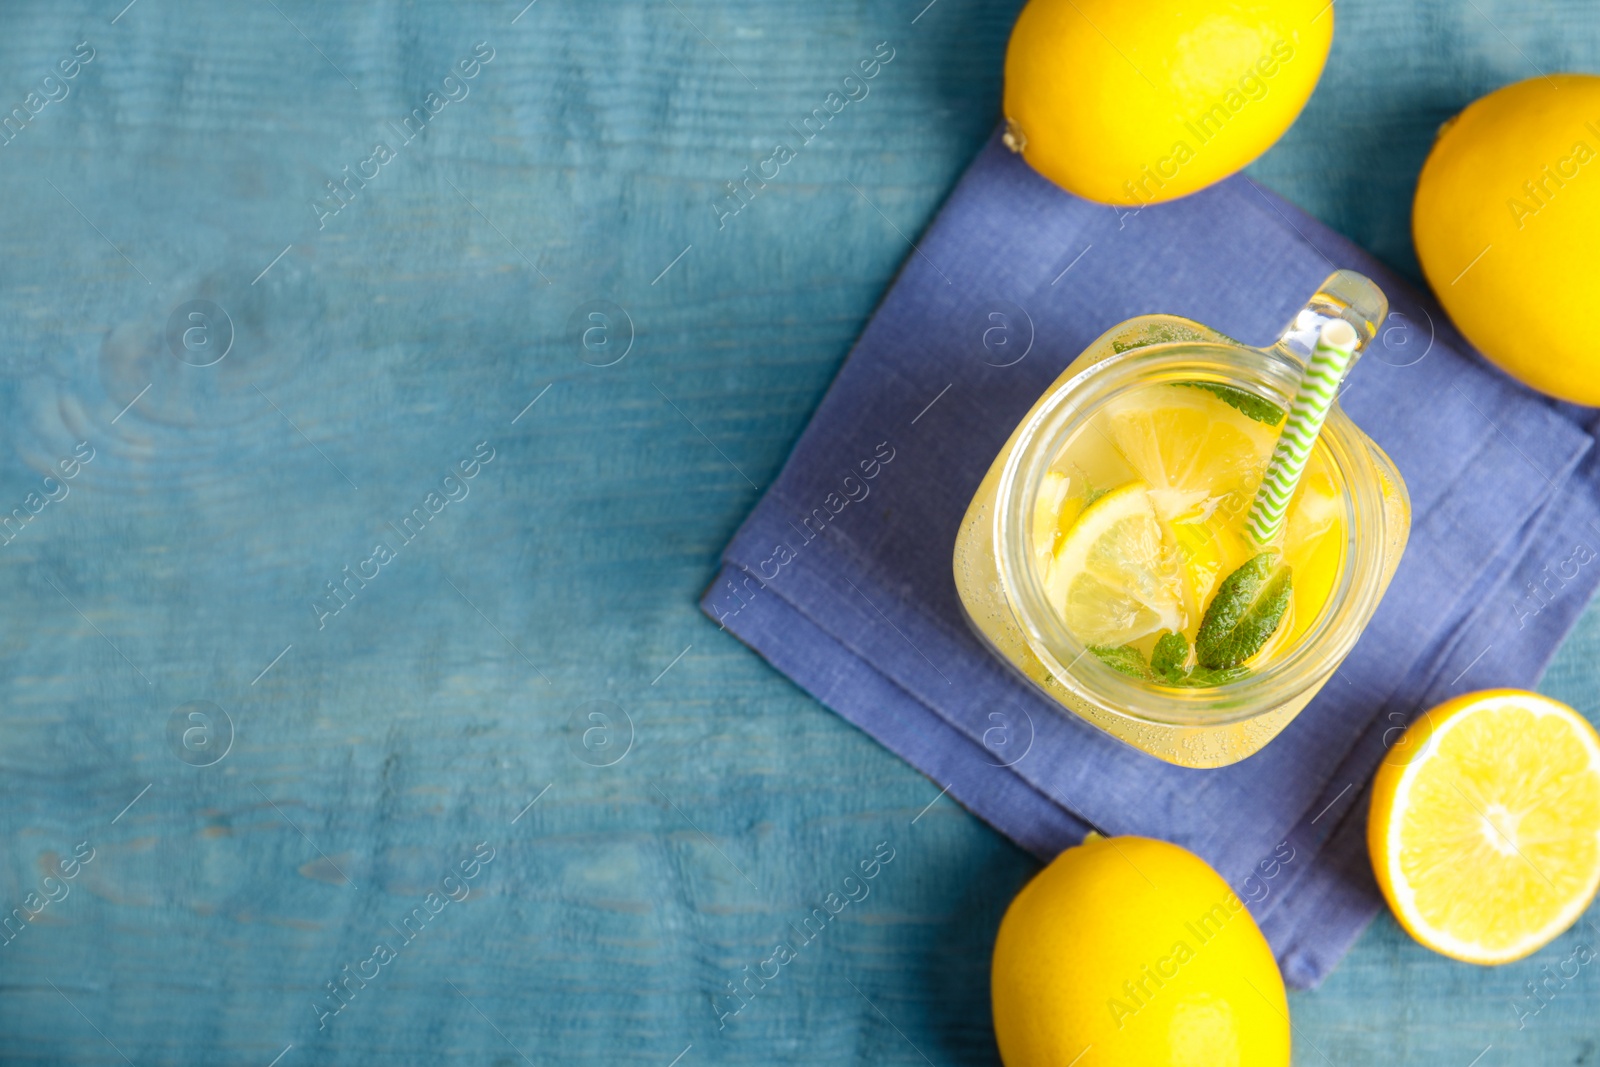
1002,0,1333,205
1413,75,1600,406
991,835,1289,1067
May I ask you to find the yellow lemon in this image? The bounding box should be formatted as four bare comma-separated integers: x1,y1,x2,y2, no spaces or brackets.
1368,689,1600,965
1002,0,1333,205
992,834,1290,1066
1413,75,1600,405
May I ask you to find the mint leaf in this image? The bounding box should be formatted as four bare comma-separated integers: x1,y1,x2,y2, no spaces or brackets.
1150,631,1188,681
1195,552,1293,669
1090,629,1259,687
1176,383,1285,426
1082,485,1111,507
1174,665,1251,687
1090,644,1151,680
1148,630,1251,687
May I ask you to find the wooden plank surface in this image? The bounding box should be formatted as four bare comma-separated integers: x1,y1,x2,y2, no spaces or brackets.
0,0,1595,1063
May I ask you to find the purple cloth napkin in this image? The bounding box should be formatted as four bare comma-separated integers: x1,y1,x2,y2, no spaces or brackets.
700,130,1600,988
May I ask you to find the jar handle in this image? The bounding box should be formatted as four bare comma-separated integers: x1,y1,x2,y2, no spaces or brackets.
1271,270,1389,369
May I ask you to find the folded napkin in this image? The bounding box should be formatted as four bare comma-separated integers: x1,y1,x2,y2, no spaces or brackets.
700,130,1600,989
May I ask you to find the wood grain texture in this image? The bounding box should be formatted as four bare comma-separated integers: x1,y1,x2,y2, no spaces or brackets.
0,0,1595,1063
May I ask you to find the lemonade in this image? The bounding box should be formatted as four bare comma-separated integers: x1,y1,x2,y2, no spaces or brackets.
953,271,1410,767
1037,382,1345,683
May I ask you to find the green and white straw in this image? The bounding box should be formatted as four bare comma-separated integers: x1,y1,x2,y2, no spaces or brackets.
1245,319,1359,544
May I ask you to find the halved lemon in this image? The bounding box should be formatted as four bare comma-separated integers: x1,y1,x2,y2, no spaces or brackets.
1369,689,1600,965
1044,481,1184,648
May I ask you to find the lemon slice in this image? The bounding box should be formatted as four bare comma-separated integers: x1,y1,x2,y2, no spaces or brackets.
1102,388,1277,527
1044,481,1184,648
1031,470,1073,565
1368,690,1600,964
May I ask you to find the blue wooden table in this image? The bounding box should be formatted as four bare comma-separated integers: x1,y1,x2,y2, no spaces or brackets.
0,1,1595,1063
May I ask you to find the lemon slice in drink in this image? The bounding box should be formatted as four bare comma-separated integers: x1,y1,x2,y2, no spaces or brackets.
1102,388,1277,527
1044,481,1185,648
1369,690,1600,964
1100,388,1277,617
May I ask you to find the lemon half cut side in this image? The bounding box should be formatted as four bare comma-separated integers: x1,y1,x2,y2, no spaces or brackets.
1369,690,1600,965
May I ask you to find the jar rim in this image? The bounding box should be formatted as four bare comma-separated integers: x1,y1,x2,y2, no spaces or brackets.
994,338,1393,729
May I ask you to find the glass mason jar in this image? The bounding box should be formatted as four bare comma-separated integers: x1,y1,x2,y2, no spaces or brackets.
952,271,1410,768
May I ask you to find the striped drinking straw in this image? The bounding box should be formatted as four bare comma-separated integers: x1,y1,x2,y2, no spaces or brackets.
1245,319,1359,544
